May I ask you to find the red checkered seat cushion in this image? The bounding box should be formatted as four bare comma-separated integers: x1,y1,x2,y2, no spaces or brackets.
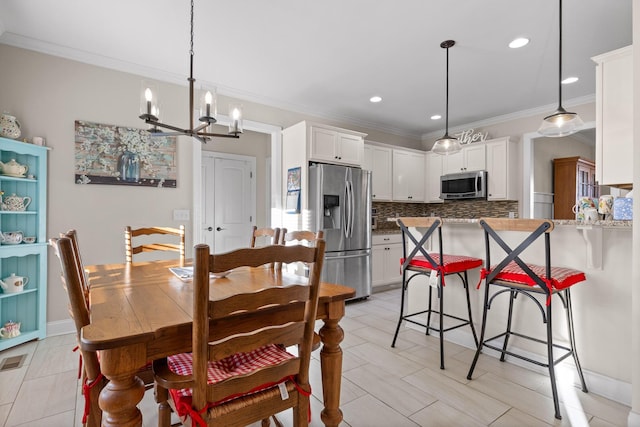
166,343,296,416
491,260,586,291
402,254,483,274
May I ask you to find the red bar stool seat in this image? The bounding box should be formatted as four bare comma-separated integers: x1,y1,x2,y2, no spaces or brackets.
391,217,482,369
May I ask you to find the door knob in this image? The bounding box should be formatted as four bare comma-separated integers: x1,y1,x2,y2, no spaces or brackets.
206,227,213,231
216,227,225,231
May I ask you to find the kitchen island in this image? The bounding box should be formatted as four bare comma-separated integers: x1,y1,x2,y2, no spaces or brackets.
398,218,633,405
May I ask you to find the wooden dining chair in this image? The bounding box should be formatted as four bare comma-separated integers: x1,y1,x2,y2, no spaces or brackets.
251,226,282,271
153,240,326,427
125,225,186,266
250,226,281,247
50,233,156,427
50,236,106,427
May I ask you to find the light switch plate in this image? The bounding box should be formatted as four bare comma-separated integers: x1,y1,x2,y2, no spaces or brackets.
173,209,190,221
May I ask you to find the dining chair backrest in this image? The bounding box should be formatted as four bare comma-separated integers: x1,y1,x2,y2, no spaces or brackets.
190,241,325,423
50,236,105,427
250,226,281,247
125,225,186,266
280,229,324,246
59,229,89,307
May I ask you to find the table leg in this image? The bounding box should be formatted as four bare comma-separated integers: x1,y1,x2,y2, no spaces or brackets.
319,314,345,427
98,345,146,427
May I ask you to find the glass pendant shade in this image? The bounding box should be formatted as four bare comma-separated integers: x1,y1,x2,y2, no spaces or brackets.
228,103,244,135
432,134,462,155
538,107,584,137
199,87,218,124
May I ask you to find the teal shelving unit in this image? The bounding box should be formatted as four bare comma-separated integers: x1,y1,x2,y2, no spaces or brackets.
0,137,49,351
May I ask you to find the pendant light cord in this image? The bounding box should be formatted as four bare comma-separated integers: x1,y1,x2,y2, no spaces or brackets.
557,0,563,109
445,45,450,135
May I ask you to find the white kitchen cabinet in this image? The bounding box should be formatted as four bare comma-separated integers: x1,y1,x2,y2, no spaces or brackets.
592,45,633,187
392,149,425,202
443,143,486,174
363,144,392,201
425,151,444,203
372,234,403,289
485,136,519,201
309,125,364,166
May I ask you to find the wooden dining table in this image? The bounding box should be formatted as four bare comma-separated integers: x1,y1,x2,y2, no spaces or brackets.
80,259,355,427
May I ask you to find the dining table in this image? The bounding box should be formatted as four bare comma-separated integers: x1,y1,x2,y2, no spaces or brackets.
80,259,355,427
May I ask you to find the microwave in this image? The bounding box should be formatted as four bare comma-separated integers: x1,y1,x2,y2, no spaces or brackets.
440,170,488,200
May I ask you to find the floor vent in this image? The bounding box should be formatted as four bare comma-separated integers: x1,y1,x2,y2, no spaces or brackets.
0,354,27,372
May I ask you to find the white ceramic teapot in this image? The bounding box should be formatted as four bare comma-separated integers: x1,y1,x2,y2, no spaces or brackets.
2,194,31,211
0,230,24,244
0,113,21,139
0,159,28,176
0,273,28,293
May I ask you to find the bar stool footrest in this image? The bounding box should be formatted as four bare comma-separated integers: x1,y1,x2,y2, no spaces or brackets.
481,331,575,368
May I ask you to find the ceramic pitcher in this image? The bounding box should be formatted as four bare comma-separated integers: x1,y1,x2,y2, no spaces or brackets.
0,113,21,139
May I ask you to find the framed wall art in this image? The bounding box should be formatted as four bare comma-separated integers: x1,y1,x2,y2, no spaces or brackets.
74,120,177,187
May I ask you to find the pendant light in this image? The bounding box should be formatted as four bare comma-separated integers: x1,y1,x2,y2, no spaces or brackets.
138,0,242,143
537,0,583,137
432,40,462,155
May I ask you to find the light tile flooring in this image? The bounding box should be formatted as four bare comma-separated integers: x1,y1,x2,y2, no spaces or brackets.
0,288,631,426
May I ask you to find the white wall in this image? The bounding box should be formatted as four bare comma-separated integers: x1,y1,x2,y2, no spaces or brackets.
0,43,421,324
533,135,595,193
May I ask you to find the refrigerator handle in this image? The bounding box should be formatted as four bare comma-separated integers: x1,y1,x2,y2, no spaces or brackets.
343,180,349,238
348,180,355,237
345,180,353,237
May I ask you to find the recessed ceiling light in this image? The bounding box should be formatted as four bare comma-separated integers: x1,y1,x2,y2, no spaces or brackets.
562,76,579,84
508,37,530,49
369,96,382,103
430,115,442,120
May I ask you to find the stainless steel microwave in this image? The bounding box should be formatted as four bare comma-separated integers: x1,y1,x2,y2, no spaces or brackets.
440,170,488,200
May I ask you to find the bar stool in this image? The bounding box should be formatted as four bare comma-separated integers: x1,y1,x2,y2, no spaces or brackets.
391,217,482,369
466,218,588,420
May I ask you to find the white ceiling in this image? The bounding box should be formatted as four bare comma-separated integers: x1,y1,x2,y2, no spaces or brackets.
0,0,632,139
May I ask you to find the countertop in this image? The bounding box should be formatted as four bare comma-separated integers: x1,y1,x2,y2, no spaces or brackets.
373,218,632,235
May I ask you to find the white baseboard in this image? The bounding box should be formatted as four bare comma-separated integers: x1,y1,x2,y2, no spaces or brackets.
405,323,632,407
628,410,640,426
47,319,75,337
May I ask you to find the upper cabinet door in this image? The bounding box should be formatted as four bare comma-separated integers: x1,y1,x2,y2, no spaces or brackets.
593,46,633,187
337,133,364,166
425,151,444,203
392,149,424,202
309,127,338,163
443,144,486,174
365,145,392,201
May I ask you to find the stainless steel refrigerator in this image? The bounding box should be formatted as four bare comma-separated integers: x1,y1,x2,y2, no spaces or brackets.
309,163,372,300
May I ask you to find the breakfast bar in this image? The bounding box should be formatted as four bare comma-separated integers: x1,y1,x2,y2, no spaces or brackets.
400,218,633,403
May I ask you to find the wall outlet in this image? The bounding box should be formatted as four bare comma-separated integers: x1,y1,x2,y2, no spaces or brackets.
509,211,516,219
173,209,190,221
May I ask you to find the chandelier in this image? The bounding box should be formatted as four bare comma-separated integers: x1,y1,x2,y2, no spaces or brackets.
432,40,462,155
537,0,583,137
138,0,242,143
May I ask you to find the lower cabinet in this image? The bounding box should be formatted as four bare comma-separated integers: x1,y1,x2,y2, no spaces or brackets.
372,234,403,289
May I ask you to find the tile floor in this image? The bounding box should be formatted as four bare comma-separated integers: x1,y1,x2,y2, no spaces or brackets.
0,288,631,426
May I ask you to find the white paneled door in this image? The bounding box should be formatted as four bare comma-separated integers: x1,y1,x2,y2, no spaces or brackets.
201,152,256,254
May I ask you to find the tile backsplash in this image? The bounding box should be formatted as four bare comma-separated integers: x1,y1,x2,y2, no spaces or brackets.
373,200,519,231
